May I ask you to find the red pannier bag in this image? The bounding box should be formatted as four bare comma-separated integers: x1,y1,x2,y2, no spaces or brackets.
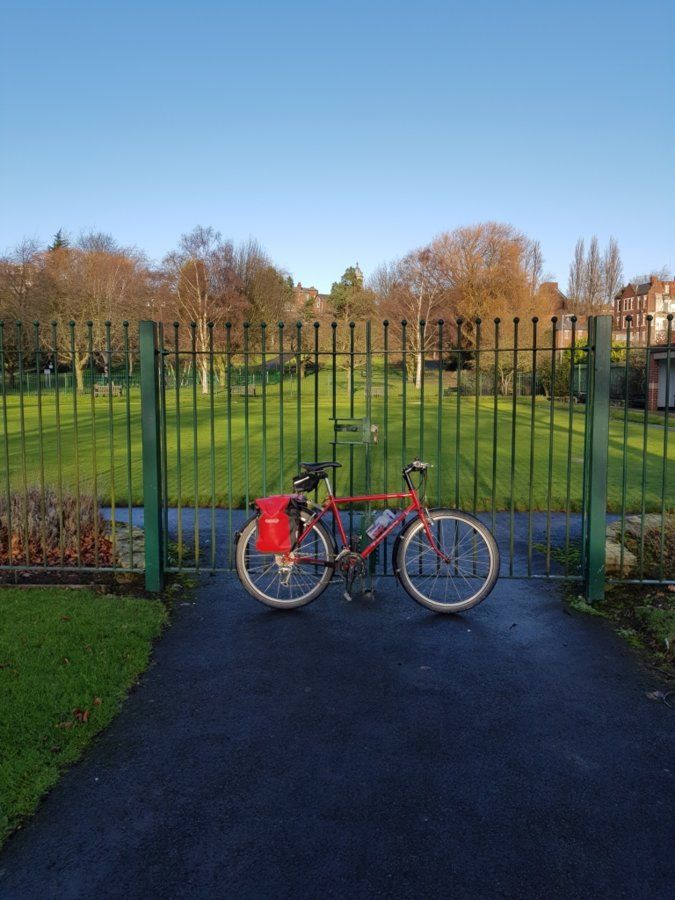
255,495,294,553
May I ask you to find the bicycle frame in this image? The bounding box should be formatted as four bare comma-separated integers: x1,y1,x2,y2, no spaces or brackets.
292,473,445,566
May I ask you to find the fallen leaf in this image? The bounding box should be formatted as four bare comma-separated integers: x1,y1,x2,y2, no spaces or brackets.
93,696,102,706
645,691,667,702
60,616,71,622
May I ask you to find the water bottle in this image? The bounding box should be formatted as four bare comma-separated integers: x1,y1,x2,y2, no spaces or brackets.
366,508,397,540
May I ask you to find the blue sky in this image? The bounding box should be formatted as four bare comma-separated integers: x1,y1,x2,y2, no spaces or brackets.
1,0,673,292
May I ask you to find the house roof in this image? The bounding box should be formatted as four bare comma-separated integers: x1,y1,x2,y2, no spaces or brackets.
616,278,673,299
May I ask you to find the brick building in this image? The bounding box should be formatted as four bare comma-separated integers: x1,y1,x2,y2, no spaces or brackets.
646,345,675,410
612,276,675,344
292,282,330,317
537,281,588,347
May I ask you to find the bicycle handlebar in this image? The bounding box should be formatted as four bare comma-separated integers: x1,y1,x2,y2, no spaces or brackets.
403,458,432,473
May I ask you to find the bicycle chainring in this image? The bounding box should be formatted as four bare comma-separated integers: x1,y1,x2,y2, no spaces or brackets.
335,549,366,578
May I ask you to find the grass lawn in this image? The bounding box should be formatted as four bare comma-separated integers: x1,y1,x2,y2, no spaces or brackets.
1,370,673,512
0,587,166,845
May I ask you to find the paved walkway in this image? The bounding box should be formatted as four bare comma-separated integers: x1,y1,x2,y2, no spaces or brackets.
0,578,673,899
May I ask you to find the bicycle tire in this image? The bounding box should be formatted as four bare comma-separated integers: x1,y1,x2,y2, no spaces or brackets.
395,508,499,613
235,510,335,609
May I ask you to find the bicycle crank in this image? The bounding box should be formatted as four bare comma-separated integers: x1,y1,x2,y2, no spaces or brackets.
335,549,366,601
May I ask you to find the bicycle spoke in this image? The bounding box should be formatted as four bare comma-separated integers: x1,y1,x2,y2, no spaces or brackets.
240,515,332,604
401,513,496,609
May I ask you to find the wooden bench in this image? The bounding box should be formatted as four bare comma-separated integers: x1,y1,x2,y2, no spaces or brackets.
93,383,123,398
231,384,257,398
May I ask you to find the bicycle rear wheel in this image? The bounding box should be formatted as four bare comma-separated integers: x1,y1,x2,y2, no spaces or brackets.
395,509,499,613
235,511,335,609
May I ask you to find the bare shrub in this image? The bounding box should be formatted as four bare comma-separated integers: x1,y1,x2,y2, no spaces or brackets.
0,487,112,565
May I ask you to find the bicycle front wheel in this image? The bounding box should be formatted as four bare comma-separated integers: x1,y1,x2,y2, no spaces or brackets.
396,509,499,613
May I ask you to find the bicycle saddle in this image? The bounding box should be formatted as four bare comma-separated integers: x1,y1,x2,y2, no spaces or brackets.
300,461,342,472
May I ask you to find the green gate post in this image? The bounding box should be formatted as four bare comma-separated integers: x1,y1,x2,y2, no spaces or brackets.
139,320,164,591
584,315,612,602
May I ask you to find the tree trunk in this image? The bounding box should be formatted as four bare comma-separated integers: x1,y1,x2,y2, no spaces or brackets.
75,357,87,393
499,369,513,396
200,355,209,395
415,351,423,390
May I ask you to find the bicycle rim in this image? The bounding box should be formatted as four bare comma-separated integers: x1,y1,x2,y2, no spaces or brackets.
236,514,333,607
397,511,499,612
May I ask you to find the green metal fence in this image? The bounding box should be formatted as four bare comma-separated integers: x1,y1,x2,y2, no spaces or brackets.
0,315,673,597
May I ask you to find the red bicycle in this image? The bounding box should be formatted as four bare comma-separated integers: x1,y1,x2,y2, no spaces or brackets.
235,459,499,613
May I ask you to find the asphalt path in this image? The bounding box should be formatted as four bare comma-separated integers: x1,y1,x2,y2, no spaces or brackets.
0,577,673,899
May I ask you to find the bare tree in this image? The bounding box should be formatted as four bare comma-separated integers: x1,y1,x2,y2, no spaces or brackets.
235,239,294,337
525,239,544,298
163,226,247,393
569,235,625,312
602,236,623,304
630,266,672,283
429,222,541,351
0,238,43,320
377,250,446,389
0,239,46,383
76,230,121,254
585,236,604,312
567,238,585,311
37,243,151,390
370,222,546,392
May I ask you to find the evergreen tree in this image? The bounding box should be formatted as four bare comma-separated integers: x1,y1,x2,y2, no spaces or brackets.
48,229,69,252
328,265,371,321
